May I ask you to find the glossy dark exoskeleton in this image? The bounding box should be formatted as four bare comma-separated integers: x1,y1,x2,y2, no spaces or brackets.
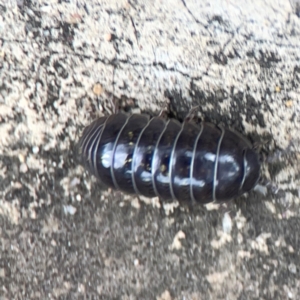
78,113,260,203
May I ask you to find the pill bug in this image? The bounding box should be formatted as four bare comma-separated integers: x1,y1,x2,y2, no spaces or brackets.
78,112,260,203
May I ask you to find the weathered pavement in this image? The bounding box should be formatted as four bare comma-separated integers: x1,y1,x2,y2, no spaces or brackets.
0,0,300,299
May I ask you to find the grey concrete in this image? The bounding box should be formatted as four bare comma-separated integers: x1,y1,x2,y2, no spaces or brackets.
0,0,300,299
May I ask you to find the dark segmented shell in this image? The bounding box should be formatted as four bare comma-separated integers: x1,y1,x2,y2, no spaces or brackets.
78,112,260,203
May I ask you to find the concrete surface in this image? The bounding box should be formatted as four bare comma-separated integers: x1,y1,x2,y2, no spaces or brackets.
0,0,300,299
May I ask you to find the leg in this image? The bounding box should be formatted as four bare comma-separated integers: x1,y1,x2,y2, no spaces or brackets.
104,91,119,114
158,102,169,118
109,96,118,114
184,105,200,123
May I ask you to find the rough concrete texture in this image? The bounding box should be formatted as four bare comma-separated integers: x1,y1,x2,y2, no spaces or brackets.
0,0,300,299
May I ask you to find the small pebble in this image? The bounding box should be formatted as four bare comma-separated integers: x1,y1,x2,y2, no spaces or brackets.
63,205,77,215
288,263,297,274
70,177,80,187
133,259,139,266
285,100,293,107
19,163,28,173
18,154,25,163
222,212,232,234
32,146,39,154
169,230,185,250
104,33,112,41
93,83,103,96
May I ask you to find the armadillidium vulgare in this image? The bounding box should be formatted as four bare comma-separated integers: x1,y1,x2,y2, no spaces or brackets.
78,112,260,203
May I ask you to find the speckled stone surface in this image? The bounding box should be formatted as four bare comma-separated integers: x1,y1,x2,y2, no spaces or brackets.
0,0,300,299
